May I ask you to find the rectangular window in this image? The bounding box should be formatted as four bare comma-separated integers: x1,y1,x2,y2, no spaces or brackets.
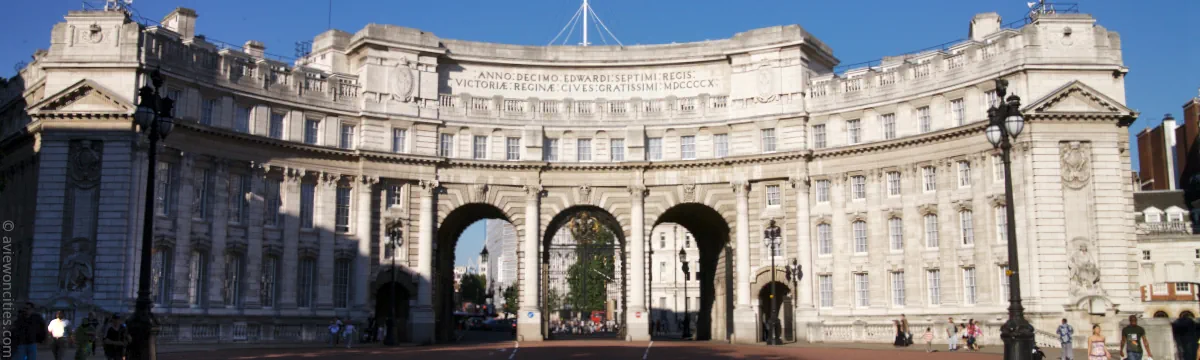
851,175,866,200
761,128,777,153
334,259,351,308
236,106,252,133
193,169,214,220
660,234,666,249
818,223,832,255
393,129,408,153
958,161,972,187
963,267,977,305
917,106,931,133
815,180,830,203
927,269,941,305
881,113,896,140
188,250,208,307
1168,212,1185,223
155,161,175,216
995,206,1007,244
152,249,173,305
230,174,250,224
984,90,999,112
887,171,901,196
855,273,870,307
1145,212,1161,223
474,135,488,159
543,138,559,161
1142,250,1151,260
847,119,862,144
300,182,315,229
577,138,592,161
819,275,833,307
297,258,316,308
269,112,285,139
264,179,282,226
924,214,939,248
812,125,827,149
766,185,781,207
201,98,216,126
889,217,904,251
923,166,937,192
648,137,663,160
387,184,406,208
999,265,1010,301
336,186,351,233
680,136,696,159
440,134,454,158
713,134,729,157
224,254,243,307
260,256,277,307
339,124,355,150
304,119,320,145
505,137,520,160
853,221,868,253
611,138,625,161
992,154,1004,181
960,210,974,246
891,271,906,306
658,262,666,280
951,98,965,125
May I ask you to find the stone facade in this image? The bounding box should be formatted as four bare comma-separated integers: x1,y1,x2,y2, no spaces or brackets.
0,6,1141,346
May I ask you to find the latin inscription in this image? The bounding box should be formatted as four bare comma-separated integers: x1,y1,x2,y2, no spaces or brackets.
448,70,720,94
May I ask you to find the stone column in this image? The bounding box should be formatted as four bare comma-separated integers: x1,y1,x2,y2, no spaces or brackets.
732,179,756,344
243,163,267,309
789,176,814,341
355,175,378,311
315,172,339,310
279,168,304,309
626,185,651,341
170,153,196,308
517,184,543,341
208,159,230,307
412,179,438,344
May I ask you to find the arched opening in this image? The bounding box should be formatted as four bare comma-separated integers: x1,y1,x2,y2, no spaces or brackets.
374,273,413,343
542,206,627,340
645,223,698,340
653,203,732,341
755,281,791,343
1180,310,1195,319
1153,311,1169,318
435,203,514,343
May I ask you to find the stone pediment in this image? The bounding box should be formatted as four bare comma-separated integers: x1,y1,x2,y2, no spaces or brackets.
1021,80,1137,123
29,79,133,116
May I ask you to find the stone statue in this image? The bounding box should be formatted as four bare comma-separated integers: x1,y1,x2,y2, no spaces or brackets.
1067,238,1102,297
60,239,94,292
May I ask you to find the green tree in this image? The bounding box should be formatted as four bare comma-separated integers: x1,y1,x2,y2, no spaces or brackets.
457,273,487,307
502,283,519,317
546,287,563,313
563,212,615,316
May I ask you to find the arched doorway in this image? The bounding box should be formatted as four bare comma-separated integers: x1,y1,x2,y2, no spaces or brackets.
374,275,413,343
435,203,515,343
755,280,791,343
652,203,732,341
541,206,627,340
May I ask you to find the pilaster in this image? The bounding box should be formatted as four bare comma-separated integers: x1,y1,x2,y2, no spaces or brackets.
411,179,438,344
355,175,378,311
626,184,650,341
170,152,196,307
242,163,267,309
789,176,815,335
315,171,339,310
731,179,756,344
279,168,304,309
207,159,229,307
517,184,543,342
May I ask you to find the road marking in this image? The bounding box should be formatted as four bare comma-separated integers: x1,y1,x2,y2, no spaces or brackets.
643,341,653,360
508,341,519,360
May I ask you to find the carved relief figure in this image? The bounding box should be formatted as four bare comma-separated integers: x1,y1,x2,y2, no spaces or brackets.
1067,237,1102,297
1060,142,1092,189
60,239,94,292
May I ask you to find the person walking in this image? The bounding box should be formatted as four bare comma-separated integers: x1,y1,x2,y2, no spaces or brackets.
1088,324,1111,360
1120,315,1154,360
47,311,72,360
922,327,935,352
900,314,912,346
14,302,49,360
343,322,356,348
73,314,98,360
892,320,907,347
101,315,129,360
945,317,959,352
1057,318,1076,360
328,319,341,347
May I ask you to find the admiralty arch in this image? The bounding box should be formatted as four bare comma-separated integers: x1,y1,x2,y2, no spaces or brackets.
0,6,1140,346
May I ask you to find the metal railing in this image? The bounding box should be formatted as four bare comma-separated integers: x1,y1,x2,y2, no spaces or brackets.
1142,221,1193,235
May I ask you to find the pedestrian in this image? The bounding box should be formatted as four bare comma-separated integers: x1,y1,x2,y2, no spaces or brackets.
101,314,130,360
328,319,341,347
900,314,912,346
946,317,959,352
892,320,906,347
73,313,98,360
922,327,935,352
343,322,356,348
1058,318,1075,360
1172,313,1199,360
366,314,376,343
1088,324,1111,360
48,311,72,360
14,302,49,360
1120,315,1154,360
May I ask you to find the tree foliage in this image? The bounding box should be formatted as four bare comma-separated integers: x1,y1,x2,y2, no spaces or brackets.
457,273,486,307
546,287,563,313
502,283,519,317
564,212,616,315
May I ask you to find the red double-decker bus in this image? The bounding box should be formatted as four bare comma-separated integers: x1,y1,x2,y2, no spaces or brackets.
589,311,605,324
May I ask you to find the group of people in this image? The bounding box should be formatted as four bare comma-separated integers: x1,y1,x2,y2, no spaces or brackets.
652,318,690,337
904,316,985,352
1056,315,1156,360
12,301,135,360
550,319,617,335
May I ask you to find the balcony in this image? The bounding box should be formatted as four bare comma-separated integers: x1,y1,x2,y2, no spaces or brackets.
1138,221,1193,235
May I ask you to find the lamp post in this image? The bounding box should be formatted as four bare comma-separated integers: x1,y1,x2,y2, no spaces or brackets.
763,220,782,345
677,248,691,340
785,259,802,342
984,78,1034,360
128,67,175,360
384,219,404,346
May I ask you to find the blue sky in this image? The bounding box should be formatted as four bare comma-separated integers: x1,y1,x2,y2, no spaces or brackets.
4,1,1196,265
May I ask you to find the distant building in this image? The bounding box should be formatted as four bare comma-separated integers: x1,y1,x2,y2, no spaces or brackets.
1137,114,1179,190
484,220,519,307
1174,93,1200,190
1133,190,1200,318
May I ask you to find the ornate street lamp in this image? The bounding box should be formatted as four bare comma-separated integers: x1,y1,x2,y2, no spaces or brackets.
785,258,802,342
677,248,691,340
762,219,782,345
384,219,404,346
985,79,1034,360
128,67,175,360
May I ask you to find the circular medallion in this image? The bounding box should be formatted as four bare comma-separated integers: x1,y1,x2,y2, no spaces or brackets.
391,62,415,102
86,25,104,44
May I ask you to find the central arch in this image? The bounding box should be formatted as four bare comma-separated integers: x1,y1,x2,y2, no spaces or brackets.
541,205,628,340
434,202,514,343
653,203,733,341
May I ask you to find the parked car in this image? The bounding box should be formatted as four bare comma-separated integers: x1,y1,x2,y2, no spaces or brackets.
484,318,514,332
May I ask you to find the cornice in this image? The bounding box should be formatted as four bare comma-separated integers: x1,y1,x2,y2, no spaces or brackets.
813,121,986,159
176,122,361,159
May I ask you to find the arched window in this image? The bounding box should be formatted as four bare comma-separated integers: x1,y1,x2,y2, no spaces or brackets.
1153,311,1169,318
1180,310,1195,319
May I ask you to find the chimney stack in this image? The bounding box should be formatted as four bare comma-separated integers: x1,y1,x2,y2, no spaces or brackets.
161,7,198,40
243,40,266,58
